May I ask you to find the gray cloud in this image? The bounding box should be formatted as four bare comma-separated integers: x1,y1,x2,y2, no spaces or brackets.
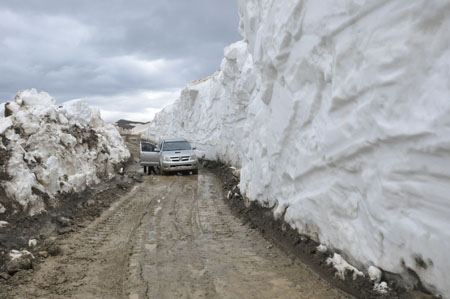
0,0,241,121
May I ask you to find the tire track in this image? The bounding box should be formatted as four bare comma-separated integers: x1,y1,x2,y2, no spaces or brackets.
128,171,351,299
3,171,352,299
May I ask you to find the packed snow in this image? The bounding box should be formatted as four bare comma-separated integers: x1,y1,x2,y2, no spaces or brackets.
368,266,382,284
316,244,328,254
28,239,38,248
5,249,35,274
0,89,130,216
326,253,365,280
146,1,450,296
374,281,390,294
8,249,34,261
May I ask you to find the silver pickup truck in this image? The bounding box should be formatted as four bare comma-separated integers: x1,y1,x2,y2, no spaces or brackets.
140,138,198,175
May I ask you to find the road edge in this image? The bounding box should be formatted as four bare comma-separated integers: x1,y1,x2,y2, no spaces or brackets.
203,160,436,299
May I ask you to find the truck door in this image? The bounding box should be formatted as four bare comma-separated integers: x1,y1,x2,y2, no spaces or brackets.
140,142,160,166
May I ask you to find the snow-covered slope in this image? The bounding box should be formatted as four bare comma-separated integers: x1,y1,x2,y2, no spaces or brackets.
0,89,130,216
146,1,450,296
131,122,151,137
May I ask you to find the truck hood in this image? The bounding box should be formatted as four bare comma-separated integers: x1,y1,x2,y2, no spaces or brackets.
161,150,194,157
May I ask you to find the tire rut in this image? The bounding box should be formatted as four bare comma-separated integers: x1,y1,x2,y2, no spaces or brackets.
127,171,351,299
3,183,155,299
3,171,352,299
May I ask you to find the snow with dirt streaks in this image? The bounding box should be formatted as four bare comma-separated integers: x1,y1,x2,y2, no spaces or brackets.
327,253,364,280
0,89,130,216
146,1,450,297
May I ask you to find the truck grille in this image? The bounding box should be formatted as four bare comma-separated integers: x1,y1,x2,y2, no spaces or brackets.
170,164,192,168
170,156,190,162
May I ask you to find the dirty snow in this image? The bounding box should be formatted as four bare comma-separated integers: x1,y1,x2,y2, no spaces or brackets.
374,281,390,294
317,245,328,254
0,117,12,135
28,239,38,247
0,221,8,228
9,249,34,261
154,206,162,216
368,266,382,284
0,89,130,215
145,1,450,297
326,253,364,280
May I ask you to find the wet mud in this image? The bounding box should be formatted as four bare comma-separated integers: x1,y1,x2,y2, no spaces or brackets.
0,170,351,299
205,161,438,299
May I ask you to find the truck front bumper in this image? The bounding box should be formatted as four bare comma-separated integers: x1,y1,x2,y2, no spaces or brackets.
160,160,198,172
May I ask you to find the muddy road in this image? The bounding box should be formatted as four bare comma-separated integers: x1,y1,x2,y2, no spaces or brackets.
2,171,350,299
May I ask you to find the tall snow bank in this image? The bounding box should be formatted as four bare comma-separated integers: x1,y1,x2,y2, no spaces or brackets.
146,1,450,296
147,41,256,166
0,89,130,215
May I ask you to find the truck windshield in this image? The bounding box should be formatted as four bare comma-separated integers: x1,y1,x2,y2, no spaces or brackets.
163,141,191,151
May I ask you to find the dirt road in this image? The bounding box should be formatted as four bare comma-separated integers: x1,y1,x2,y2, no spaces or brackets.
2,171,350,299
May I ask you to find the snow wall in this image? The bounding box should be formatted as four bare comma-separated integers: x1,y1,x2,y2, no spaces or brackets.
146,1,450,296
0,89,130,216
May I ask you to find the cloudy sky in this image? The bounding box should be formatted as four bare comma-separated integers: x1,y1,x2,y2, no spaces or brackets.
0,0,241,122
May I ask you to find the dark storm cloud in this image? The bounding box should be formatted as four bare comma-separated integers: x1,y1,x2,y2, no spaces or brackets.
0,0,241,121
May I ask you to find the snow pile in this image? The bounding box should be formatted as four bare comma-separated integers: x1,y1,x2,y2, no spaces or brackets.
6,249,34,274
374,282,390,294
368,266,382,284
327,253,364,280
8,249,33,260
146,41,255,166
28,239,38,247
146,0,450,296
0,89,130,216
316,244,328,254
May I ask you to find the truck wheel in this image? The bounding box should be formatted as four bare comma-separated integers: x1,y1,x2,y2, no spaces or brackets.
192,169,198,175
160,167,165,175
143,166,147,174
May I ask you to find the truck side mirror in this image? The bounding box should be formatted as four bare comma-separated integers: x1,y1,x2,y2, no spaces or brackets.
154,148,160,152
192,147,196,150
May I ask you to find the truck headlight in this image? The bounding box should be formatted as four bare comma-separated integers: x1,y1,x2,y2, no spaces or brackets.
162,156,171,161
190,154,197,160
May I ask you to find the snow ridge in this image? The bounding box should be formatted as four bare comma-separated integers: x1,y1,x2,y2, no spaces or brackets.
0,89,130,216
146,1,450,297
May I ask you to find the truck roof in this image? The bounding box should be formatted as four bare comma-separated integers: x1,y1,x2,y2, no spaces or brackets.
161,137,187,142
